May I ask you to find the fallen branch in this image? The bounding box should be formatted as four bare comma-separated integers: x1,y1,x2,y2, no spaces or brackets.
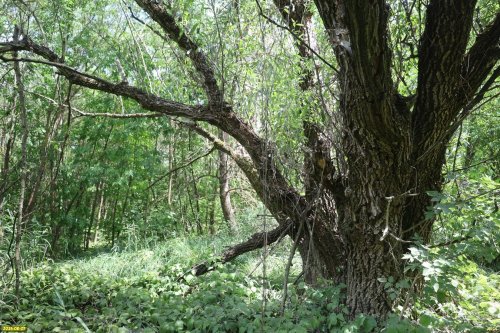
186,221,293,278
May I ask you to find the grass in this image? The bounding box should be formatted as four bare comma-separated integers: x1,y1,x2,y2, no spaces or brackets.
0,232,309,333
0,230,498,332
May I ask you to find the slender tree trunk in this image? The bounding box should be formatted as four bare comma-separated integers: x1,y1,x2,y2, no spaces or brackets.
93,188,105,243
189,170,203,235
51,184,85,255
85,181,101,250
13,27,28,299
0,111,15,216
143,188,151,237
110,199,118,247
24,93,65,226
208,194,216,235
116,177,133,241
167,121,176,206
68,186,86,254
218,130,237,233
0,126,15,244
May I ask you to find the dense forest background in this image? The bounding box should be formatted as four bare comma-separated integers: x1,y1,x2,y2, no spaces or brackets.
0,0,498,332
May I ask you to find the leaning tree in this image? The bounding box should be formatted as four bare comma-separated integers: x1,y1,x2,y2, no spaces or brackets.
1,0,498,318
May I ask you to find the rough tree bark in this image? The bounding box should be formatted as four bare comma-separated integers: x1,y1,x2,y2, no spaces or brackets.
1,0,498,318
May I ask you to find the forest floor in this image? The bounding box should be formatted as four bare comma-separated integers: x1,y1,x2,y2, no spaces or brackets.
0,231,498,332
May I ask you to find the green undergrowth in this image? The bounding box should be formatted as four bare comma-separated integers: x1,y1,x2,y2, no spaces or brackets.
0,234,497,332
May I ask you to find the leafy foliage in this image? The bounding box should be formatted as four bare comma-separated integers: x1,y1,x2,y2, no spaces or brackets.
0,235,424,332
0,0,498,331
1,224,498,332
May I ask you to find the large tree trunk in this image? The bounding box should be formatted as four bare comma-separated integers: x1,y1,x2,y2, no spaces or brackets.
299,161,410,318
4,0,497,321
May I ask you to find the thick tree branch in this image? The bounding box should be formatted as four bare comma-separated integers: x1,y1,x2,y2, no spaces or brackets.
314,0,406,144
413,0,479,152
133,0,223,106
1,17,310,266
411,7,499,149
131,2,311,225
314,0,394,95
460,13,500,106
184,123,282,211
0,39,208,119
0,35,296,211
402,2,498,244
403,4,499,244
186,122,309,251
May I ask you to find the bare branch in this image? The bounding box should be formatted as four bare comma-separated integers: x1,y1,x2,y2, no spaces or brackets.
456,65,500,125
429,235,473,248
28,90,166,119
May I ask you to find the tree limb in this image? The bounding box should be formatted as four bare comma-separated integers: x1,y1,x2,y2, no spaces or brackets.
461,13,500,99
403,3,498,243
189,220,293,276
0,35,255,174
131,2,297,202
314,0,406,143
413,0,481,153
0,40,208,119
133,0,223,106
0,22,307,245
74,110,164,119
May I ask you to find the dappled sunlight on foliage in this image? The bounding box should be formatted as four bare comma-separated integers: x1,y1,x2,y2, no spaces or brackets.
1,229,498,332
0,0,498,330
